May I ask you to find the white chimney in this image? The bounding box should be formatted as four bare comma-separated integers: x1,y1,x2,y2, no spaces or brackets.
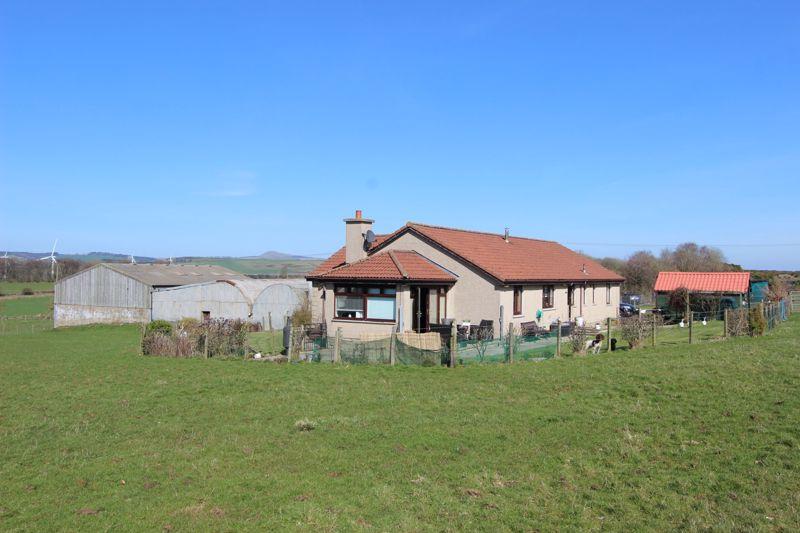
344,210,374,264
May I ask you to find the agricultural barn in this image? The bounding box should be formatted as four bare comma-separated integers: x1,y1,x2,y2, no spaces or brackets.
151,278,310,329
54,263,244,327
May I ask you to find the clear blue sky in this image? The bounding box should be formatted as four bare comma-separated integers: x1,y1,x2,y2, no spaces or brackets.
1,1,798,269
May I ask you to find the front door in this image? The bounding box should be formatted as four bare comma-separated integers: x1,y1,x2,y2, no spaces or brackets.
411,287,430,332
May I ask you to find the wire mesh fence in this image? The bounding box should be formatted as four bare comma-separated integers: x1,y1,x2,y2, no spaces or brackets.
0,315,53,336
606,300,790,351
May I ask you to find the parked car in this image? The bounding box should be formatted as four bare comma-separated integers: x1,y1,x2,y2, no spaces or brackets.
619,303,639,317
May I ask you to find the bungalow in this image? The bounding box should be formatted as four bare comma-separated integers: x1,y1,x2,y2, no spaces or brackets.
307,212,624,337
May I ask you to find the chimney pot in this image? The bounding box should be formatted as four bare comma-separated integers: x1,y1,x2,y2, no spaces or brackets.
355,210,362,219
504,227,510,242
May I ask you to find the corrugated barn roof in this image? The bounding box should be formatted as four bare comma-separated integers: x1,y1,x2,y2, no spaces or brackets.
103,263,246,286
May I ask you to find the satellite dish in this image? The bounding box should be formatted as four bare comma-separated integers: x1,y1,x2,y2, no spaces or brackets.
364,229,376,245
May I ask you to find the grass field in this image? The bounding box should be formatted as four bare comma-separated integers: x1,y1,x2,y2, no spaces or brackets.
0,295,53,317
183,258,322,277
1,318,798,530
0,281,54,295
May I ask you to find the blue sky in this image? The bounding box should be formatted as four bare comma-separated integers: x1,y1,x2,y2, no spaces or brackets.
1,1,798,269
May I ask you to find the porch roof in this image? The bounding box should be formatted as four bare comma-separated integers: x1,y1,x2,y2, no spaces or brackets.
306,250,457,283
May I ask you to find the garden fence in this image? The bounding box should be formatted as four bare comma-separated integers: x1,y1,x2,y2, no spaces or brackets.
0,315,53,336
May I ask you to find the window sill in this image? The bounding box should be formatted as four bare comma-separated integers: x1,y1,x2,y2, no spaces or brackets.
332,318,395,324
513,314,524,318
541,307,556,311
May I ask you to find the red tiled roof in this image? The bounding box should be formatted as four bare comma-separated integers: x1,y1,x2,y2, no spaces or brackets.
654,272,750,293
310,222,624,284
307,250,457,282
306,234,389,278
374,223,625,283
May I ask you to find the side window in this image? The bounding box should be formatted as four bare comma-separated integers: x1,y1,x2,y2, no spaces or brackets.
513,286,523,315
606,283,611,304
542,285,554,309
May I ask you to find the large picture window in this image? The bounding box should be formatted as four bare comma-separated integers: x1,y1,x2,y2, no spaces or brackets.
542,285,554,309
334,285,396,321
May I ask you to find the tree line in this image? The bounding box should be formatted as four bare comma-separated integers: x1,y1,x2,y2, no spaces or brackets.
1,258,88,282
594,242,736,299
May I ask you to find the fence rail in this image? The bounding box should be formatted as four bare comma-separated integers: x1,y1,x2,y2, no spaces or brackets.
0,315,53,335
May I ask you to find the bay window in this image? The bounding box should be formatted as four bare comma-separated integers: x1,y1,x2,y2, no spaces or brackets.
334,285,396,321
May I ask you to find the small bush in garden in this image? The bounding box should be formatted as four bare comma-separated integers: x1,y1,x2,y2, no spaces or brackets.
618,316,649,349
748,308,767,336
146,320,173,336
21,287,34,295
291,298,312,327
568,326,590,355
726,309,749,337
142,332,175,357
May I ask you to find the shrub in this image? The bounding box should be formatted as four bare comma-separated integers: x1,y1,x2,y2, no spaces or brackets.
21,287,34,295
142,318,254,358
568,326,590,355
748,308,767,337
618,316,649,349
141,332,175,357
146,320,173,336
726,309,749,337
290,298,312,327
667,287,690,318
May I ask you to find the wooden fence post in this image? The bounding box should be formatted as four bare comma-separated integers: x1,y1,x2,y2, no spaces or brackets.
287,327,294,362
389,332,396,366
606,317,612,352
449,321,457,368
203,332,208,359
688,313,693,344
556,319,562,357
333,327,341,363
651,316,656,347
507,322,515,364
724,308,729,339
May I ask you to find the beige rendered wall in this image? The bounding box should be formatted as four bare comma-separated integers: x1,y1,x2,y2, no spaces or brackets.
499,282,622,332
381,233,501,327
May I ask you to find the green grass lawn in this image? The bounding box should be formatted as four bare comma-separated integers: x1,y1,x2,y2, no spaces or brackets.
247,330,284,355
1,318,799,530
0,281,54,295
0,295,53,317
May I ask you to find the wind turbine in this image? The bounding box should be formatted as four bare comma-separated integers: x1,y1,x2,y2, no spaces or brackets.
168,256,174,265
39,239,58,280
129,254,137,265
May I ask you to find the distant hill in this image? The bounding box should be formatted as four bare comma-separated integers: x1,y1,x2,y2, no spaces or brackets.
2,249,324,277
249,251,315,260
